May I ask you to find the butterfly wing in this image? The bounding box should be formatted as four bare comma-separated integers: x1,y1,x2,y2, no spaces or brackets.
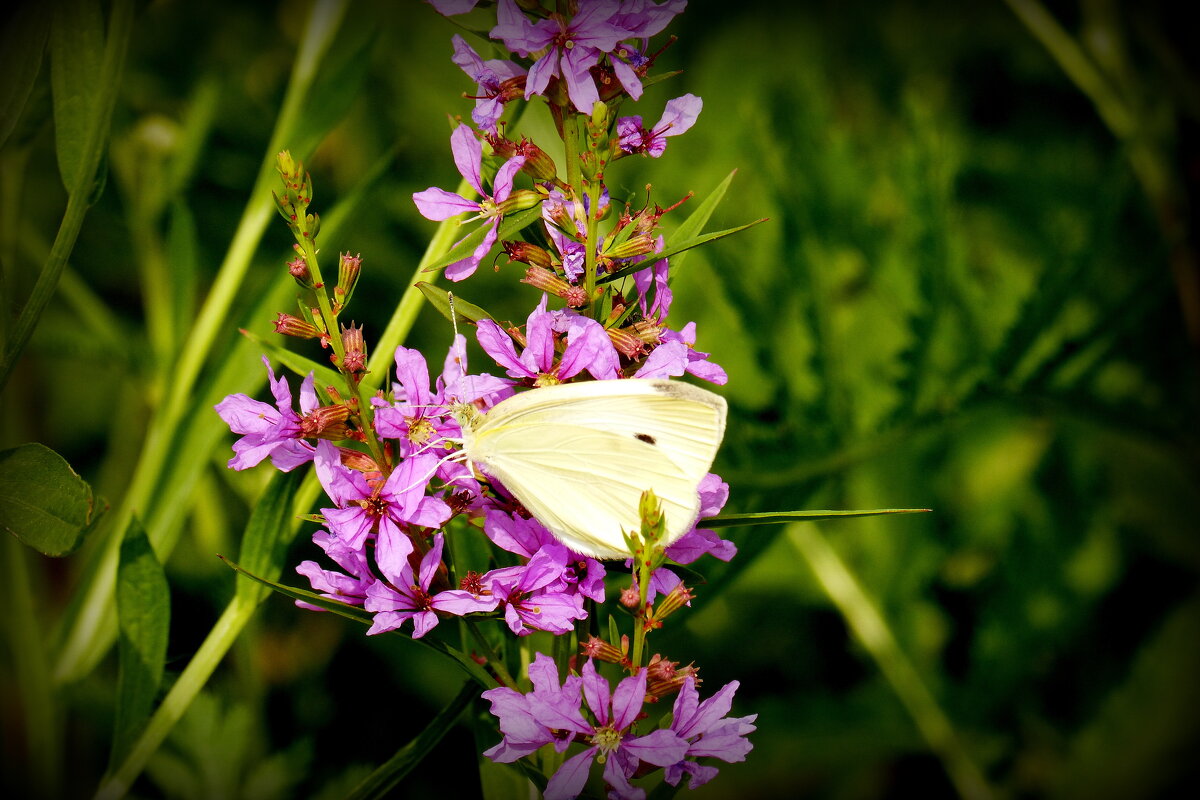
463,380,726,559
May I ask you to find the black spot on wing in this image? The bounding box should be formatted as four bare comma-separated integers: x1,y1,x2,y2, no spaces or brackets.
634,433,657,445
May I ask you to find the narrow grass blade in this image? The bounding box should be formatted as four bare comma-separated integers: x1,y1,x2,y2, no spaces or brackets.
705,508,930,528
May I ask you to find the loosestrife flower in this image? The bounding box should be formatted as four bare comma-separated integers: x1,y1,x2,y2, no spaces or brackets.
450,35,527,131
617,93,703,157
491,0,629,113
475,294,621,385
218,0,763,795
412,124,527,281
484,655,690,800
214,356,318,471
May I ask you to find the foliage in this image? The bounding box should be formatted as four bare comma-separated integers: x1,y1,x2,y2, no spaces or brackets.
1,0,1196,798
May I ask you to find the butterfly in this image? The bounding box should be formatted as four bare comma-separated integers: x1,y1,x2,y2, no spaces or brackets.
451,378,727,560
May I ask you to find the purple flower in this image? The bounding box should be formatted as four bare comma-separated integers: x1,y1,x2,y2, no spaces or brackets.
476,294,621,384
214,356,316,471
451,35,527,131
617,93,702,157
634,321,727,384
373,342,463,458
663,677,757,790
544,660,690,800
666,473,736,563
484,510,607,603
481,652,586,761
607,0,689,99
634,236,672,321
314,441,451,571
412,124,525,281
427,0,481,15
484,549,587,635
363,531,497,636
491,0,627,113
295,529,374,609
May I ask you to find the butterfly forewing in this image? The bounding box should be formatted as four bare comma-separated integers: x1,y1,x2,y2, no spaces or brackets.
461,380,727,559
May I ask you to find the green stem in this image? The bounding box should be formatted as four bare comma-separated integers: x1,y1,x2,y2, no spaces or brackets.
465,619,516,688
3,537,61,797
630,558,652,668
93,597,253,800
0,0,135,392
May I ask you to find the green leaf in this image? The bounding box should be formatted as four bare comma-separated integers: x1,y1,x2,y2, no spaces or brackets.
238,329,343,391
344,683,476,800
0,3,51,152
0,443,98,556
49,0,105,192
599,216,767,284
665,169,739,273
703,508,931,528
420,204,545,275
220,557,498,689
110,516,170,768
232,469,305,606
416,282,496,327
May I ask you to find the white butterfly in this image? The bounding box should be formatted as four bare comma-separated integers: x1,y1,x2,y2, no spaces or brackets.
452,378,727,560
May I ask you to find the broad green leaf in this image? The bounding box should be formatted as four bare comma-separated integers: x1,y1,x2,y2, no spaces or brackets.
220,556,497,689
421,204,545,275
110,516,169,768
344,683,476,800
416,282,496,326
49,0,105,192
0,3,51,152
704,508,931,528
232,469,304,606
0,443,98,556
599,216,767,284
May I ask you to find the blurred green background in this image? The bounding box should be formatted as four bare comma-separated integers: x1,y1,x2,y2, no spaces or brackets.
2,0,1198,798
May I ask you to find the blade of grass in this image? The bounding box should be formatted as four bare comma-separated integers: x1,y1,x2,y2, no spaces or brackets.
704,508,930,528
52,0,351,684
788,524,993,800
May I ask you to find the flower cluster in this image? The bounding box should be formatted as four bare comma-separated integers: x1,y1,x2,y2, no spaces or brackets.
216,1,755,797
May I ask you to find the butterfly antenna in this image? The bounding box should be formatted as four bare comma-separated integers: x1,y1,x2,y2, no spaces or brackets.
397,448,468,495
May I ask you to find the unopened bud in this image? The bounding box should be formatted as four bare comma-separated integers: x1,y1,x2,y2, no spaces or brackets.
653,584,695,620
287,255,312,288
503,241,552,269
299,404,351,440
579,635,627,664
605,233,655,260
499,188,544,215
337,445,380,474
630,319,662,345
607,325,646,358
335,252,362,310
521,266,588,308
516,139,557,180
619,585,641,608
339,323,367,378
273,313,322,339
646,655,700,699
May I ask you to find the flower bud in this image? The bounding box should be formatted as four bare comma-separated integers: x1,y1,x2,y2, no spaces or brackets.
653,584,695,620
287,255,313,288
299,404,351,440
273,313,322,339
335,252,362,310
579,635,627,665
521,266,588,308
499,188,544,215
339,323,368,379
607,325,646,358
503,241,552,270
